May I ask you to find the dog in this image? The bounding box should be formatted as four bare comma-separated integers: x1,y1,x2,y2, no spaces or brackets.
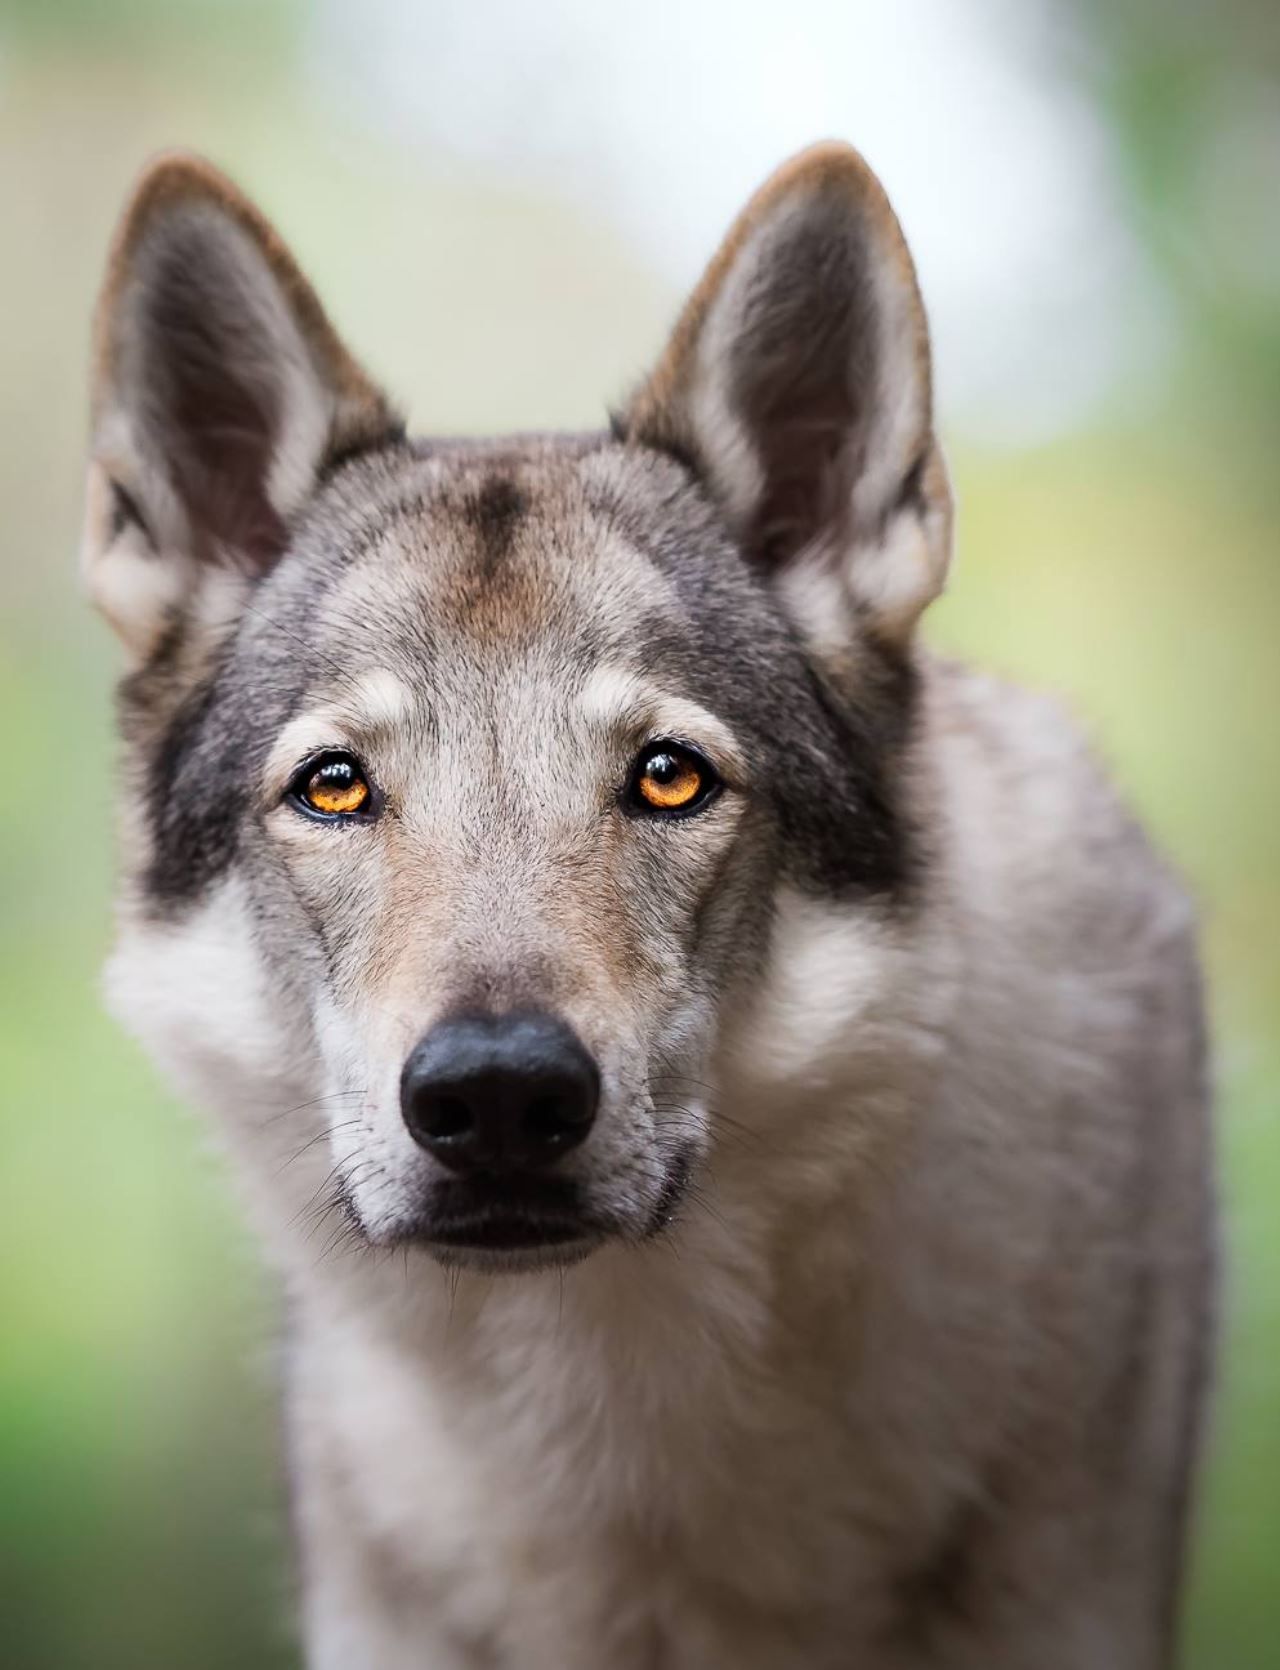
82,143,1216,1668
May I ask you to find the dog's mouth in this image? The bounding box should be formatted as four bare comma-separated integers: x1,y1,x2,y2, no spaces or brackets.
372,1147,697,1271
427,1213,592,1251
393,1174,608,1267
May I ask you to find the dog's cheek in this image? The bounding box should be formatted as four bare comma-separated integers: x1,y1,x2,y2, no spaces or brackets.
105,874,311,1125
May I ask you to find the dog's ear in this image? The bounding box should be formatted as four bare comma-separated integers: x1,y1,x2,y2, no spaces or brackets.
621,143,951,648
83,153,400,658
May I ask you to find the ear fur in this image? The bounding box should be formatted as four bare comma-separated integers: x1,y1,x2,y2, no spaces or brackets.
83,152,400,658
622,142,952,647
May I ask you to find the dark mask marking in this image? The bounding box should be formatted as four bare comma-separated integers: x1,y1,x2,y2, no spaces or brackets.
467,475,528,575
587,458,919,900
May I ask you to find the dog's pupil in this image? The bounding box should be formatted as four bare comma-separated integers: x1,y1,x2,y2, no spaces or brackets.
648,753,679,784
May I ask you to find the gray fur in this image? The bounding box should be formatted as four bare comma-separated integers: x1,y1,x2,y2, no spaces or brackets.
83,147,1215,1668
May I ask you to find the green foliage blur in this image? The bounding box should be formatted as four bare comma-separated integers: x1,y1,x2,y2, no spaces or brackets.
0,2,1275,1664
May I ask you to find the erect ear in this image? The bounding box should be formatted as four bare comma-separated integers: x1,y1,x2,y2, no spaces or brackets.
83,152,401,659
621,143,951,649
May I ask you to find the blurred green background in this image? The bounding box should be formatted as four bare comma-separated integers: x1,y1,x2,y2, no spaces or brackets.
0,1,1275,1664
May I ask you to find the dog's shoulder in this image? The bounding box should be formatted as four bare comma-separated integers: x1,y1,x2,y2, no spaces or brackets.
920,652,1195,952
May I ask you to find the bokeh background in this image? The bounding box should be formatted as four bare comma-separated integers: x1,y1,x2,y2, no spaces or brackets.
1,1,1276,1664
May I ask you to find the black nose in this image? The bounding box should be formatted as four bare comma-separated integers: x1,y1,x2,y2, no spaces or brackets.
400,1012,600,1174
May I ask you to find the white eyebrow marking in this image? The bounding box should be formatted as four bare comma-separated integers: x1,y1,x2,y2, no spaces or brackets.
262,669,418,797
579,664,646,727
345,669,414,730
579,663,747,783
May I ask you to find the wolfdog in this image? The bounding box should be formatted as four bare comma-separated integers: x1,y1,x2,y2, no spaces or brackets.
82,143,1215,1667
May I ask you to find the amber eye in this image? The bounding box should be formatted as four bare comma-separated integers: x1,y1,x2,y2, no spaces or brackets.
288,754,375,820
627,741,719,818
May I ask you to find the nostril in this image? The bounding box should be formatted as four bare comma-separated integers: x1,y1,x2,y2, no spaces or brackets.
420,1094,472,1142
525,1094,586,1146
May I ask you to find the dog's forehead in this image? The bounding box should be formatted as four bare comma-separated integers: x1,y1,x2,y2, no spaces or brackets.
304,446,691,679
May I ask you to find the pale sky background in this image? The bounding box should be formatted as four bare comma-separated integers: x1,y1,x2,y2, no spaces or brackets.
310,0,1172,443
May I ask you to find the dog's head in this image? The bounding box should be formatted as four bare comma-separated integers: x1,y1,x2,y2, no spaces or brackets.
84,147,951,1272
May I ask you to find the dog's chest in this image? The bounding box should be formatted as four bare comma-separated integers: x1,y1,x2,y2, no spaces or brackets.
300,1291,925,1668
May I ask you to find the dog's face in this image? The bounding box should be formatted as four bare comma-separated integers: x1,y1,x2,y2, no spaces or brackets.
84,148,950,1271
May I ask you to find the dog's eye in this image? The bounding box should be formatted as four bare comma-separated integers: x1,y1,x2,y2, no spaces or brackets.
627,742,719,818
288,754,375,820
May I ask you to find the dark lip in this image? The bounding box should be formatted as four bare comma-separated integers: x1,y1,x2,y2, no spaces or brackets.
379,1154,693,1263
423,1214,595,1251
415,1174,591,1251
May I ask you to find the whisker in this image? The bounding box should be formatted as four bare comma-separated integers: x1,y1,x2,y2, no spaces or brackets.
305,1158,384,1259
294,1153,379,1239
241,598,363,690
262,1090,367,1127
651,1102,769,1160
275,1118,364,1175
317,1216,365,1266
682,1180,731,1235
